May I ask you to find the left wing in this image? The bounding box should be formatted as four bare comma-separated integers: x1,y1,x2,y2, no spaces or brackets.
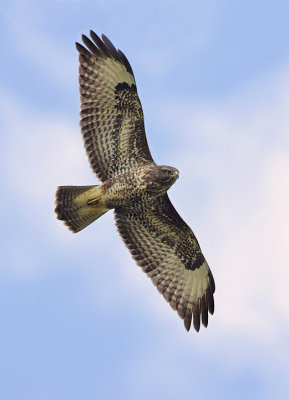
76,31,154,182
114,194,215,332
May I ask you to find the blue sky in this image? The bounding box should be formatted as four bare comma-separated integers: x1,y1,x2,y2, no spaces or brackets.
1,1,289,399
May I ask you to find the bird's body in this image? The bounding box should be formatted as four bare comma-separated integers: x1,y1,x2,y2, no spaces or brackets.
55,31,215,332
105,164,179,205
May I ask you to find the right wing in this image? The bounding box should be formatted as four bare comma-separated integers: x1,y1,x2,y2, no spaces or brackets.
114,194,215,332
76,31,154,182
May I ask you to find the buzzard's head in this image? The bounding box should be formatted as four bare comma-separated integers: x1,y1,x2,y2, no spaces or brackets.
139,164,179,197
159,165,179,181
153,165,179,194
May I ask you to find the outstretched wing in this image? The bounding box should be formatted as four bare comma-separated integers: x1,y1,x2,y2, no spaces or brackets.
114,194,215,332
76,31,154,182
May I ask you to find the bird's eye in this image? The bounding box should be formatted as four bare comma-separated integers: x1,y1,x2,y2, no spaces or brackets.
164,169,173,176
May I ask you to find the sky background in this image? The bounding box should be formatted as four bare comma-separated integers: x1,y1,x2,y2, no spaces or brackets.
1,0,289,399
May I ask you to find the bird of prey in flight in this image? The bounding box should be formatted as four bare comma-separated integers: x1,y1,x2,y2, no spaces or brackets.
55,30,215,332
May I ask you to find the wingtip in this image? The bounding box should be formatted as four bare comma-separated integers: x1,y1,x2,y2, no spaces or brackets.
89,29,100,42
75,41,86,53
101,33,110,43
184,319,191,332
209,295,215,315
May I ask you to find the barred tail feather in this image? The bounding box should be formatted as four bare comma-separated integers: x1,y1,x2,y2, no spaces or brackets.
55,185,109,233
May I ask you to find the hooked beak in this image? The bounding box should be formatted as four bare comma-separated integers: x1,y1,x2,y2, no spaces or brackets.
174,170,179,179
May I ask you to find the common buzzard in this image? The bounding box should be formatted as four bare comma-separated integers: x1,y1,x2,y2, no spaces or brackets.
55,31,215,332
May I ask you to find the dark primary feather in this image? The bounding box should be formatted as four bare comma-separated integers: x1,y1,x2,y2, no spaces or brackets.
101,34,122,62
75,31,153,181
114,194,215,332
117,49,135,77
81,34,102,57
89,31,111,57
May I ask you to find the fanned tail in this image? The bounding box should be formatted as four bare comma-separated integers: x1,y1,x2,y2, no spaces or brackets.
55,185,109,233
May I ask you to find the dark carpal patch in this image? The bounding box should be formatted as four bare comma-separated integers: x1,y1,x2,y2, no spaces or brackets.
185,253,205,271
115,82,137,92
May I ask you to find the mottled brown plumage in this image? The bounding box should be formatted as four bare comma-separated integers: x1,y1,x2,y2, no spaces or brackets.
76,32,153,181
55,31,215,332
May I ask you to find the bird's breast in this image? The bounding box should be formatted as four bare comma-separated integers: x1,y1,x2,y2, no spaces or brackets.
101,165,164,208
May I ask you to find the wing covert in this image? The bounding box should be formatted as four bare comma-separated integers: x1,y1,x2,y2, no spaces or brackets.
76,31,154,181
114,194,215,332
